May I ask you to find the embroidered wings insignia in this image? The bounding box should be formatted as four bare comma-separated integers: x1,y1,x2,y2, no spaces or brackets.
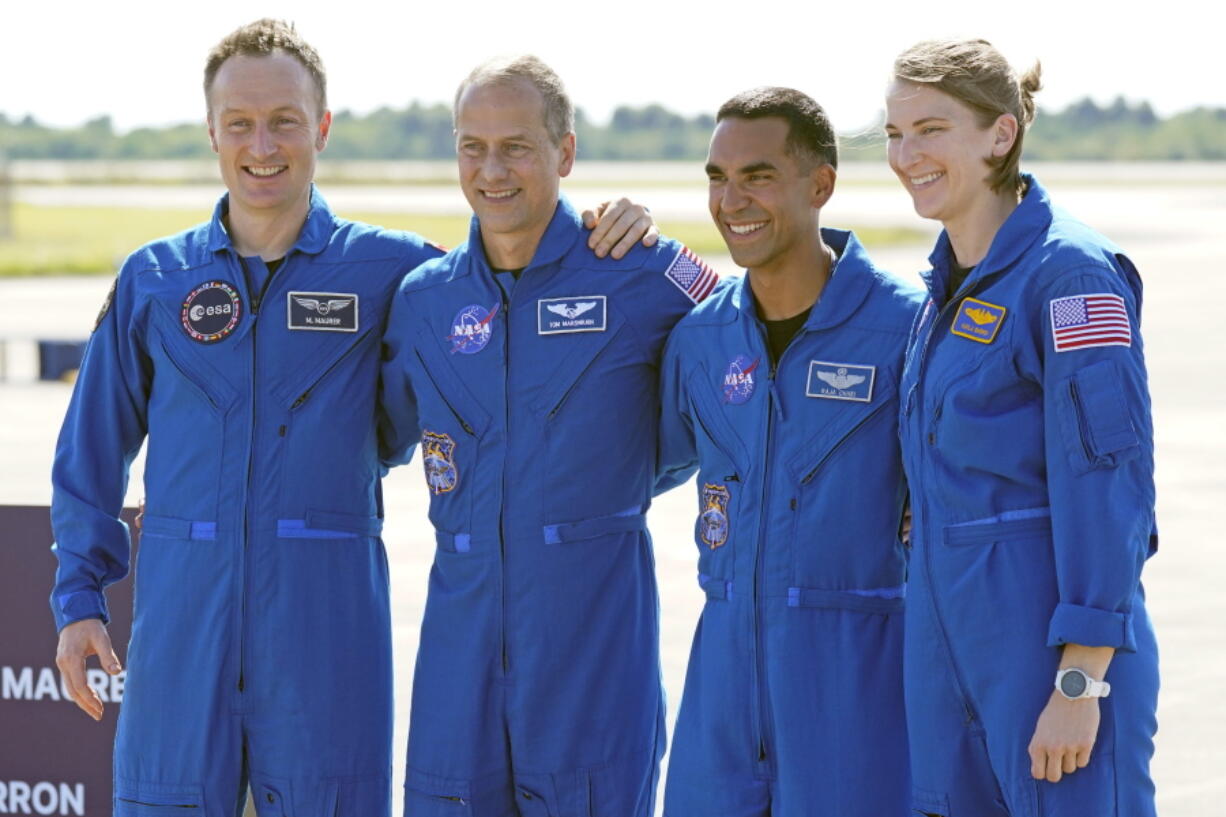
816,370,866,390
546,301,597,320
294,296,353,316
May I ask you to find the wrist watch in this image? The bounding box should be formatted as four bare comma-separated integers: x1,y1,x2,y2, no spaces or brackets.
1055,667,1111,700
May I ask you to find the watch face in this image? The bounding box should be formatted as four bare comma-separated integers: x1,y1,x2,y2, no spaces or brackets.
1060,670,1089,698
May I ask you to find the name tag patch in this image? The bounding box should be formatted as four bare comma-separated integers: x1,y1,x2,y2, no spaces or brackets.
806,361,875,402
288,292,359,332
951,297,1006,344
538,295,607,334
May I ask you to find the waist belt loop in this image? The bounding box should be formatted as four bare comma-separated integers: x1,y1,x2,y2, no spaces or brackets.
542,506,647,544
698,573,734,601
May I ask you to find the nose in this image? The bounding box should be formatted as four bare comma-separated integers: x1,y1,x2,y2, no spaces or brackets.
891,134,920,172
479,151,509,184
719,180,749,215
250,122,276,159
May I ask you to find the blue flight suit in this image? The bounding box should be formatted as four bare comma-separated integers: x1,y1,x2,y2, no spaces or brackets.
380,198,717,817
656,229,922,817
50,190,443,817
899,176,1159,817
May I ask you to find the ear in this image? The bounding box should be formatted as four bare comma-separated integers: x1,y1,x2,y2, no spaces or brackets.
810,162,837,210
991,113,1019,158
315,110,332,152
207,115,219,154
557,131,577,178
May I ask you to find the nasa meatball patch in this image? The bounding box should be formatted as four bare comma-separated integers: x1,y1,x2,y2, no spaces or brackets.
181,281,242,343
806,361,876,402
287,291,359,332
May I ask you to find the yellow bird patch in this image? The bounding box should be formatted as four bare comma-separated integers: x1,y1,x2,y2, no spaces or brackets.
951,297,1007,344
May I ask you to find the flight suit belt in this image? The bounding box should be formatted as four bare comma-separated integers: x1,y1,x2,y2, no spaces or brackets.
435,507,647,553
698,574,906,614
140,513,384,541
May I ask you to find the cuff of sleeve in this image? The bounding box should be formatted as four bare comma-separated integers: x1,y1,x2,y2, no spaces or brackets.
1046,602,1136,652
53,589,110,632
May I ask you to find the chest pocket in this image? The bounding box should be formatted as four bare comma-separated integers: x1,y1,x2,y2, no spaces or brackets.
787,373,906,588
144,312,240,523
410,337,492,537
536,307,652,526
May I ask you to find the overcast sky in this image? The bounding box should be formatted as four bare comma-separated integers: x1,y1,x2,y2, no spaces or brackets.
6,0,1219,133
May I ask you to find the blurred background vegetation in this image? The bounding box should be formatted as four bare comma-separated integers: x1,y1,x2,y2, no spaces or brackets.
4,97,1224,161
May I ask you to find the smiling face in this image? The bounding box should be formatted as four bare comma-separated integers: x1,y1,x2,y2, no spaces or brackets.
884,79,1015,229
455,78,575,256
207,52,330,221
706,116,831,273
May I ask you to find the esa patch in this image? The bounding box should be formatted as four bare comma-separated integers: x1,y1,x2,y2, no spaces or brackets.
1050,293,1131,352
700,483,730,549
448,303,499,354
421,430,459,495
93,276,117,332
537,295,607,334
287,292,359,332
806,361,876,402
181,281,242,343
950,297,1007,344
665,246,720,303
722,354,760,405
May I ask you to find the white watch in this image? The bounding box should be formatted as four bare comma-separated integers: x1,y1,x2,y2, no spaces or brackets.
1055,667,1111,700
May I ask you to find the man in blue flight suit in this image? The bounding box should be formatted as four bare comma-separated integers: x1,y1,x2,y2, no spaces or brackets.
49,21,654,817
379,56,719,816
656,88,922,816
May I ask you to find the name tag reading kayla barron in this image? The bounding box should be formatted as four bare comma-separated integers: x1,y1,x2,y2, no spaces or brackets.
806,361,876,402
287,292,359,332
537,296,607,334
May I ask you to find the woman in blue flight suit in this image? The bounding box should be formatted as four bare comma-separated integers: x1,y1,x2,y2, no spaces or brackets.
884,39,1160,817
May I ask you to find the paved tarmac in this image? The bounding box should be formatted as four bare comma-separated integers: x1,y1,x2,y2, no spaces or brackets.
2,168,1223,815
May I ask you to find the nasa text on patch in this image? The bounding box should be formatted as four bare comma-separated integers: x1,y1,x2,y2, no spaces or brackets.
950,297,1007,344
537,295,607,334
806,361,876,402
287,291,359,332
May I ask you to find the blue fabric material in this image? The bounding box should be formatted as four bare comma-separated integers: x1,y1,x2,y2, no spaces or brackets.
899,175,1159,815
380,198,704,817
657,229,922,816
49,187,443,816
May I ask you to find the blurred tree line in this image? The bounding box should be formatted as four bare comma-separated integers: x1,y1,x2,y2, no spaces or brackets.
2,97,1223,161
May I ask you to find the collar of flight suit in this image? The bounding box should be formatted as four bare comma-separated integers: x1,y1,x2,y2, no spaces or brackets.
205,184,337,258
922,172,1055,301
728,227,875,333
462,196,587,278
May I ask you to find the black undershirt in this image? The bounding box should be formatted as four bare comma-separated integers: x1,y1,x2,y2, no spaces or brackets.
762,307,812,367
491,266,524,300
947,260,973,304
241,256,284,311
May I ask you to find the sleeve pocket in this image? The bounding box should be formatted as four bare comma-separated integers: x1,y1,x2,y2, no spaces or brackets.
1058,359,1139,473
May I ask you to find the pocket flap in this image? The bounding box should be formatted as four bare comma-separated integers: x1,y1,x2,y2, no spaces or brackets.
114,778,205,810
942,509,1052,547
786,375,896,483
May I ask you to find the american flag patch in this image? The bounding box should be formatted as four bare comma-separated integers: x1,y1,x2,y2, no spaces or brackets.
665,246,719,303
1049,293,1131,352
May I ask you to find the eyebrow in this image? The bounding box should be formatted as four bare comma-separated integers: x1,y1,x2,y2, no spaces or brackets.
705,160,778,175
885,116,949,130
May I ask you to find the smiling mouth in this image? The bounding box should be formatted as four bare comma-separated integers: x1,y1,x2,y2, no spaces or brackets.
482,189,519,200
245,166,287,178
727,221,767,236
910,171,944,187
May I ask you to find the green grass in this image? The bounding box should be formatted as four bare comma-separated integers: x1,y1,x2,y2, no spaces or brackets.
0,203,927,276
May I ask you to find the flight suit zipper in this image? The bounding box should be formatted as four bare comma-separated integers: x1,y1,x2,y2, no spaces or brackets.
498,287,512,676
908,286,981,729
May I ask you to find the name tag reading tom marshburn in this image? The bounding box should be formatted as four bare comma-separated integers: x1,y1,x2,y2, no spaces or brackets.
537,295,607,334
287,292,359,332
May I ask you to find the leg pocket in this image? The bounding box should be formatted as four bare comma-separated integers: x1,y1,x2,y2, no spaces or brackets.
404,769,474,816
114,779,205,816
